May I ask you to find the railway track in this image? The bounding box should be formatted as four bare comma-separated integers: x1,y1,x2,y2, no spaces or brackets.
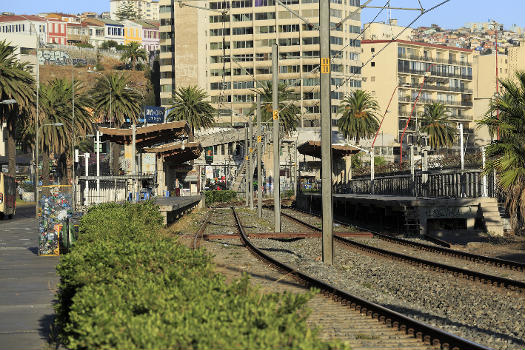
280,208,525,292
291,207,525,272
221,207,492,350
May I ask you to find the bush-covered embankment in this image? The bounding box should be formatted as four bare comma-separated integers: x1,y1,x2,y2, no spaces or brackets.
56,201,345,349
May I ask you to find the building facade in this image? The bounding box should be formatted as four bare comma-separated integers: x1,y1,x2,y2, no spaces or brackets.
361,39,474,158
473,40,525,146
110,0,160,21
159,0,363,125
362,19,413,41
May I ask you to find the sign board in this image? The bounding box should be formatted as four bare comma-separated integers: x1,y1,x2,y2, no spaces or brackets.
143,106,165,124
205,146,213,164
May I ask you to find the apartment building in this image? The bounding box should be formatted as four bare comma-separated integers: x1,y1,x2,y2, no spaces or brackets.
0,15,44,158
473,40,525,145
362,19,413,41
361,39,474,159
110,0,160,21
159,0,362,125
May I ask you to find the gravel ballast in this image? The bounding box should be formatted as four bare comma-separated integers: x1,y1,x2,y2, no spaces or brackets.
236,209,525,350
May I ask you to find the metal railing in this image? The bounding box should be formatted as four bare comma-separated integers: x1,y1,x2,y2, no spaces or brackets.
76,175,155,207
333,169,496,198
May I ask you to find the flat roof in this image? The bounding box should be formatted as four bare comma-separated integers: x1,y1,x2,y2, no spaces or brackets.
100,121,190,146
297,141,360,159
144,141,202,163
361,39,472,53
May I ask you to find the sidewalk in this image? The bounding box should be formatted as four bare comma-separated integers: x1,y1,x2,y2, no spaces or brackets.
0,205,59,349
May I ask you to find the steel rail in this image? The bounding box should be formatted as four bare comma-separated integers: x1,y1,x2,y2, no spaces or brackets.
289,206,525,271
280,210,525,291
232,207,492,350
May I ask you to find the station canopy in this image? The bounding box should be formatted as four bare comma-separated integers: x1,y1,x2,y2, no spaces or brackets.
143,142,203,163
297,141,360,159
99,121,190,147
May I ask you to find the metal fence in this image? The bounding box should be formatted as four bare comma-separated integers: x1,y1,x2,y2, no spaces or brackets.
333,169,496,198
76,175,155,207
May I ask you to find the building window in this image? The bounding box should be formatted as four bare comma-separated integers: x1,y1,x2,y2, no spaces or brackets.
371,62,375,67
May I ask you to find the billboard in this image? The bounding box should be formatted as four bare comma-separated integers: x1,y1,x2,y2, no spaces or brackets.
143,106,165,124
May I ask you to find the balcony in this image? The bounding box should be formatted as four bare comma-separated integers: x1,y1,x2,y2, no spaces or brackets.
398,67,472,80
398,53,470,66
399,83,473,94
398,96,473,108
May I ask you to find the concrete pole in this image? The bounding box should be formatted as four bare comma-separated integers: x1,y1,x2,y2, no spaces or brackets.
320,0,333,264
245,125,249,206
257,95,263,218
96,130,100,203
132,123,137,202
459,123,464,171
34,24,40,210
72,69,76,211
84,153,89,206
410,145,415,196
482,146,487,197
272,43,281,232
370,148,375,194
249,118,254,210
293,139,297,197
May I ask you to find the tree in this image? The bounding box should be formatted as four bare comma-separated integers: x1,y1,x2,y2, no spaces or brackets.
100,40,119,50
35,79,94,184
166,86,215,141
420,102,455,150
337,89,379,144
478,71,525,235
120,42,147,70
91,73,142,173
115,3,138,20
251,81,301,135
0,40,35,178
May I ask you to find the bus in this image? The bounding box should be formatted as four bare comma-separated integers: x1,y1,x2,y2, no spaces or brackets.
0,173,16,219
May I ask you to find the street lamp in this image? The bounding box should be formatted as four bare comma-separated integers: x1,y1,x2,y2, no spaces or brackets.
35,122,63,204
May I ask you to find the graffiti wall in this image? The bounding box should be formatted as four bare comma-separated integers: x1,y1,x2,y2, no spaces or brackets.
38,49,97,66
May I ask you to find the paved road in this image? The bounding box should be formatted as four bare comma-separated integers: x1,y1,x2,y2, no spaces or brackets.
0,205,58,349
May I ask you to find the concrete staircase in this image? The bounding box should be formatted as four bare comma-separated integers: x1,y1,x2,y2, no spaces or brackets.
232,161,246,192
479,197,505,236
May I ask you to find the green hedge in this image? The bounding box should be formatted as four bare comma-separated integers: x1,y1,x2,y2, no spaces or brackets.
204,190,237,204
56,201,346,349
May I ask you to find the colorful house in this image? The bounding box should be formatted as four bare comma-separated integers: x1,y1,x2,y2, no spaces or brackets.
98,18,125,45
134,19,159,52
122,19,142,45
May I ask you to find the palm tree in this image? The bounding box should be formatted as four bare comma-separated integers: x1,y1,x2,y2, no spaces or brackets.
0,40,35,178
120,42,147,70
478,71,525,235
166,86,215,141
91,73,142,173
251,81,301,135
35,79,94,184
420,102,455,150
337,89,379,144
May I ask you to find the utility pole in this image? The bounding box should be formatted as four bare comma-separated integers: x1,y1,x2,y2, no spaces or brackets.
320,0,333,264
84,153,89,206
132,123,136,202
459,123,464,171
33,23,40,212
257,95,262,218
71,69,76,210
272,43,281,232
248,118,254,210
370,148,375,194
245,125,249,206
293,139,297,197
96,130,101,203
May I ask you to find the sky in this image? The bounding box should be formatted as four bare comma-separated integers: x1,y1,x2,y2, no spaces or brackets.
1,0,524,30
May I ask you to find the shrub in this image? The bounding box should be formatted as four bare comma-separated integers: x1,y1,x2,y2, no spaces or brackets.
56,201,346,350
204,190,237,204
